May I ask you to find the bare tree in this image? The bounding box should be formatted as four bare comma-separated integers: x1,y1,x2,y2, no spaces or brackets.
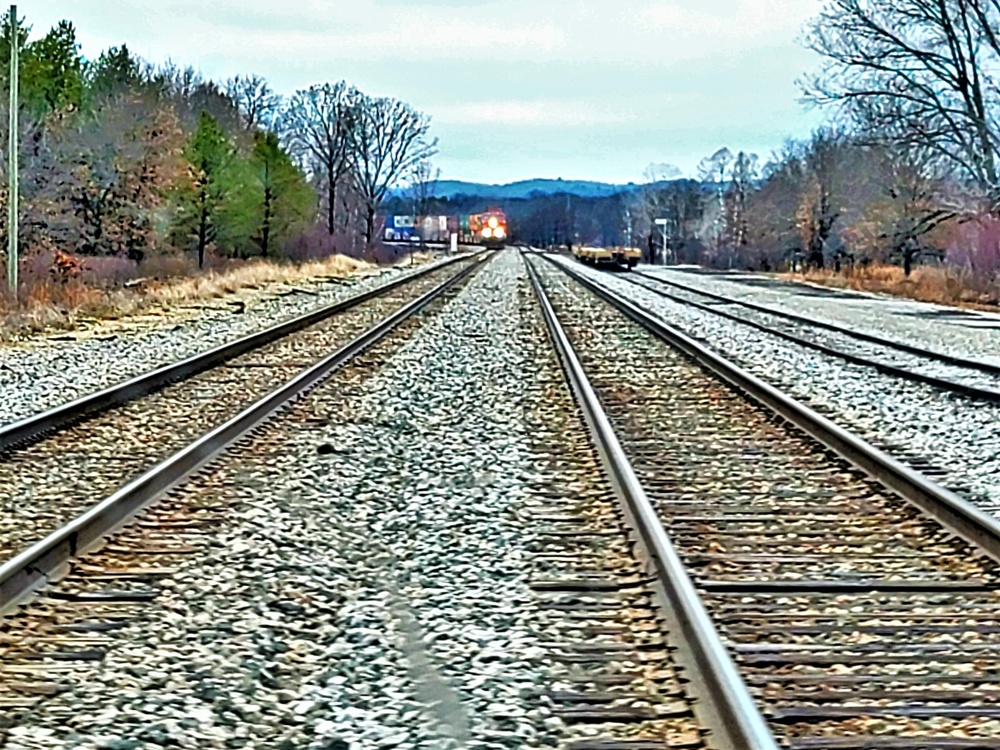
632,167,703,264
157,63,241,133
642,162,682,184
698,147,734,254
280,81,358,236
351,95,437,245
409,158,439,217
697,148,733,186
798,131,845,269
727,151,759,249
858,142,955,274
225,74,279,132
803,0,1000,196
633,169,671,262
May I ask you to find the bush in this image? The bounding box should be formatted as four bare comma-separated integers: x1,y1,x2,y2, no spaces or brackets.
945,214,1000,290
282,222,407,265
78,255,140,286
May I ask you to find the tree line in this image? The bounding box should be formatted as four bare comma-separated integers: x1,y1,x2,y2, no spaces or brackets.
1,11,436,282
520,0,1000,288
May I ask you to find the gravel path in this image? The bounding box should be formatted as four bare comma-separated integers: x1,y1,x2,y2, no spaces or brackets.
2,250,569,749
0,258,444,427
553,255,1000,511
640,265,1000,366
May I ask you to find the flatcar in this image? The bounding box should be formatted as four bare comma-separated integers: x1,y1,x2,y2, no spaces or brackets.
573,245,641,270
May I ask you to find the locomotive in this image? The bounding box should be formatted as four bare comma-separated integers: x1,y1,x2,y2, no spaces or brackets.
464,210,508,249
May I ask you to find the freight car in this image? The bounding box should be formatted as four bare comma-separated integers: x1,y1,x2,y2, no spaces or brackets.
384,210,508,248
574,246,641,269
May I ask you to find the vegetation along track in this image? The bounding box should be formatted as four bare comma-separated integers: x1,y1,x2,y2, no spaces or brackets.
529,252,1000,748
0,252,488,737
0,254,485,604
622,269,1000,402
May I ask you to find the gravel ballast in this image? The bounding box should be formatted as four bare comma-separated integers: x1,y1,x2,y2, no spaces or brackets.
2,250,570,749
640,265,1000,366
0,259,443,427
553,256,1000,510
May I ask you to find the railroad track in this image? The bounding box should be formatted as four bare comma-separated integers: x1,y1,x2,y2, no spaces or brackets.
527,252,1000,748
0,254,487,612
608,266,1000,402
522,257,770,749
0,252,476,448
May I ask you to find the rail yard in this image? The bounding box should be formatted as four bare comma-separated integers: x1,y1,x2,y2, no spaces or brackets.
2,248,1000,749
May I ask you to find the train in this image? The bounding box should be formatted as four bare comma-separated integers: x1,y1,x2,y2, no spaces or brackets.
383,209,508,249
573,245,642,270
465,210,508,249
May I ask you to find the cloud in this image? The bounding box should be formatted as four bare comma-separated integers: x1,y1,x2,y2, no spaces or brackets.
181,20,565,66
24,0,826,183
434,100,637,127
641,0,814,40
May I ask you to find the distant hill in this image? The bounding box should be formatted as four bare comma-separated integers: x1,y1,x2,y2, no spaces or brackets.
396,178,646,200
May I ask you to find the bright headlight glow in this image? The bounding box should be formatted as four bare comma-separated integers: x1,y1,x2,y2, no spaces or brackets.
488,217,499,229
482,227,493,238
494,227,506,238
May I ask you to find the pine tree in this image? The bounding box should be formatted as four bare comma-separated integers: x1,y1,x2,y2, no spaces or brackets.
175,112,233,267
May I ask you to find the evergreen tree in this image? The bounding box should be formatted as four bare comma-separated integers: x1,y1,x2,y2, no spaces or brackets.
248,130,313,257
174,111,233,267
218,131,314,258
19,20,84,116
87,45,145,101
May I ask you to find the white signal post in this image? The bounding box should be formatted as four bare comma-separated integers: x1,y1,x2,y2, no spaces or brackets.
7,5,17,294
654,218,669,266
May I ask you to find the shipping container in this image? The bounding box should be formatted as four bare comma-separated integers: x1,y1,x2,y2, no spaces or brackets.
415,215,451,242
380,211,505,246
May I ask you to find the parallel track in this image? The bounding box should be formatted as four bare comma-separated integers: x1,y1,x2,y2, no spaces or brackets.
614,267,1000,402
0,252,476,450
0,256,483,582
527,255,777,749
530,252,1000,749
0,255,487,613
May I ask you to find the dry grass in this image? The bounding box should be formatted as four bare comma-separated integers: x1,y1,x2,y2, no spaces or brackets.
0,253,379,343
782,263,1000,310
145,254,369,307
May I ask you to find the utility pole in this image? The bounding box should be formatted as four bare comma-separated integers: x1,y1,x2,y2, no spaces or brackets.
654,218,669,265
7,5,17,294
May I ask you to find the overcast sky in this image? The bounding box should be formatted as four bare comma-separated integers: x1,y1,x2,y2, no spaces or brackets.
28,0,827,184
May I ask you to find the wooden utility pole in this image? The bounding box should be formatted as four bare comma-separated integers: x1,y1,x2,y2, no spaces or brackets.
7,5,17,294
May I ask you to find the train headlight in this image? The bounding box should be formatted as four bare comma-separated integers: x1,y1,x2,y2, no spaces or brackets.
494,227,506,238
488,217,499,229
482,227,493,238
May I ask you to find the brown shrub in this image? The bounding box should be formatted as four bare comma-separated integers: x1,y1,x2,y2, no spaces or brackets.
0,251,376,341
786,263,1000,309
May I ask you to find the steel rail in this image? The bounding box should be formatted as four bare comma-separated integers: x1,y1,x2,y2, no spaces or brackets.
610,266,1000,401
635,269,1000,377
525,256,779,750
0,252,478,452
0,255,486,613
548,255,1000,565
